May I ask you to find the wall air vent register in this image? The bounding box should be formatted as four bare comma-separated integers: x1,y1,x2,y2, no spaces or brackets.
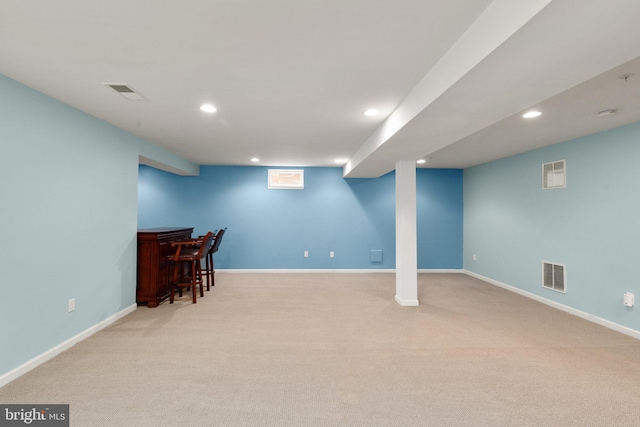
543,160,566,189
543,261,566,293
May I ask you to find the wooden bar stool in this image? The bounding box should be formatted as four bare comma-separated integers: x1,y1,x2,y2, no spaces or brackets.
204,227,226,291
168,232,214,304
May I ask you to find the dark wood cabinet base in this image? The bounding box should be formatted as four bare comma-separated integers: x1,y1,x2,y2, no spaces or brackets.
137,227,193,307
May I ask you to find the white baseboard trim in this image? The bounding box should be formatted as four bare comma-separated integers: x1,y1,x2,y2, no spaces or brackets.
463,270,640,341
218,269,463,274
218,269,396,273
395,295,420,306
0,304,137,388
418,269,464,274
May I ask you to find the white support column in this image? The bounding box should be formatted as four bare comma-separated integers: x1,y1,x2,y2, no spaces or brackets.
395,160,419,306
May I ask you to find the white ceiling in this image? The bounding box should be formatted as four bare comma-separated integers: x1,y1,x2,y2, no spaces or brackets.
1,0,640,177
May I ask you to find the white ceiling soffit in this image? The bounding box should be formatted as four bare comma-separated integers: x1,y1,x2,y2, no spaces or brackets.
426,56,640,169
344,0,640,177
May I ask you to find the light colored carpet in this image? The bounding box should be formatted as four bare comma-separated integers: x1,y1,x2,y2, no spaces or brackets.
2,273,640,426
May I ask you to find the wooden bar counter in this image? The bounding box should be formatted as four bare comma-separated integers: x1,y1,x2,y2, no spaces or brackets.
137,227,194,307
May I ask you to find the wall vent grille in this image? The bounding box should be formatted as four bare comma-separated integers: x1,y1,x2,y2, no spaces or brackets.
543,261,566,293
543,160,566,189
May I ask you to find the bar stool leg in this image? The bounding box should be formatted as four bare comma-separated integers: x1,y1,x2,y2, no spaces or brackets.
170,259,180,304
191,262,197,303
205,255,211,291
197,260,205,297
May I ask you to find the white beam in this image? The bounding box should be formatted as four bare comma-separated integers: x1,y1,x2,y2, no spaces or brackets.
344,0,553,178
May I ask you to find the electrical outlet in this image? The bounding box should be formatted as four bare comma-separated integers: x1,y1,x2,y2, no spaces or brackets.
304,251,309,258
68,298,76,312
330,251,334,258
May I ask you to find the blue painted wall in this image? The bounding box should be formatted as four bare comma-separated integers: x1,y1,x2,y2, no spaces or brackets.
138,166,463,270
417,168,463,269
0,73,136,377
464,121,640,333
0,73,196,380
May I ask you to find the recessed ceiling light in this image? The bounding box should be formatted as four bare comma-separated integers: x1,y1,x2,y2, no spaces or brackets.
522,110,542,118
363,109,380,117
416,159,426,164
200,104,217,113
250,157,260,163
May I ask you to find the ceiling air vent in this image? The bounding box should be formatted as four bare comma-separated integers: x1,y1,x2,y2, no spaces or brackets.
104,83,147,101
